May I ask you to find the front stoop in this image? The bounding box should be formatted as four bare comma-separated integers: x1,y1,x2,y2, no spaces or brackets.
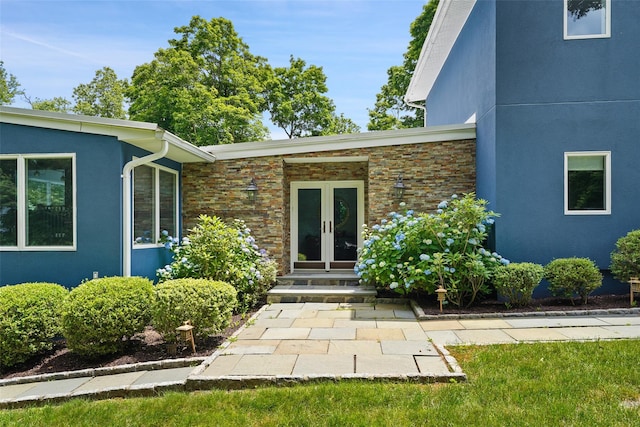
268,272,377,303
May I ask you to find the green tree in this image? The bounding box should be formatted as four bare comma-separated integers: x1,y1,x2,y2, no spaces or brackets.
72,67,128,118
367,0,439,130
320,113,361,136
128,16,269,145
28,96,72,113
0,61,23,105
265,56,339,139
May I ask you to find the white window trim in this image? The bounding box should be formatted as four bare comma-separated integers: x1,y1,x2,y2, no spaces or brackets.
564,151,611,215
0,153,77,251
132,160,179,249
564,0,611,40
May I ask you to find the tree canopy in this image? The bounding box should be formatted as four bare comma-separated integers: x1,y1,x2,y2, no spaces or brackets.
367,0,439,131
72,67,128,118
0,61,23,105
127,16,270,145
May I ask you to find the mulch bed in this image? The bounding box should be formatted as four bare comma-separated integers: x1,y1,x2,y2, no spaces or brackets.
1,311,255,381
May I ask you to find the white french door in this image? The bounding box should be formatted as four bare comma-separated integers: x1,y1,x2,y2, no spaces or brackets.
291,181,364,272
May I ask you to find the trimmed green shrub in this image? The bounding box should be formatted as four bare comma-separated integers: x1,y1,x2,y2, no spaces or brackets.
61,277,153,357
610,229,640,283
0,282,68,369
493,262,544,307
544,258,602,304
157,215,277,313
151,279,237,342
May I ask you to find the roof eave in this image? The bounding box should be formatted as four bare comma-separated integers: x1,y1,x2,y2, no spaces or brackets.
0,106,215,163
404,0,477,105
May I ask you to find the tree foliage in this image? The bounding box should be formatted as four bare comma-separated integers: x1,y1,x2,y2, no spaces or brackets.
0,61,23,105
28,96,72,113
128,16,270,145
367,0,439,131
266,56,343,139
72,66,128,118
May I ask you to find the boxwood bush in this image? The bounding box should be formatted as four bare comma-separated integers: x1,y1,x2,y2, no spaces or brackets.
545,258,602,304
151,279,237,342
61,277,153,357
610,229,640,283
0,282,68,369
492,262,544,307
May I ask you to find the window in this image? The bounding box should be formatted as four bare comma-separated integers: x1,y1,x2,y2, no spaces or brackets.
564,0,610,39
0,154,76,249
565,152,611,215
133,163,178,246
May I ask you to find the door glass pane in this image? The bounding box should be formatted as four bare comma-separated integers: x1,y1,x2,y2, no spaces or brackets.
333,187,357,261
26,158,73,246
297,188,321,261
0,159,18,246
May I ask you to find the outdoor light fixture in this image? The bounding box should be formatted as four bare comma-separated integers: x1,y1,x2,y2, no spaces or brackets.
393,174,406,200
436,285,448,312
246,177,258,202
176,320,196,354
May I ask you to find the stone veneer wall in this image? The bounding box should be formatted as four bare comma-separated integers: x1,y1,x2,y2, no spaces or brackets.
182,139,475,275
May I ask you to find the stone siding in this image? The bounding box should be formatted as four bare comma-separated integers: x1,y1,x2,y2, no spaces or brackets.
182,138,475,275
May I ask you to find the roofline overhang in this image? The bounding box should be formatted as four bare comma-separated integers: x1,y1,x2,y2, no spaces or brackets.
204,123,476,160
0,106,216,164
404,0,477,105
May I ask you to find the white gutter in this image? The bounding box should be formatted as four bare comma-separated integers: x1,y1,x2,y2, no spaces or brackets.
404,99,427,127
122,130,169,277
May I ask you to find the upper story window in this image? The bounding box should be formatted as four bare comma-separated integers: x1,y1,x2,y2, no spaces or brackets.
133,162,178,246
564,0,611,39
0,154,76,250
564,152,611,215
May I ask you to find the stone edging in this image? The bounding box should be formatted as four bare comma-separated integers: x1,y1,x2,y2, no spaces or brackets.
409,299,640,320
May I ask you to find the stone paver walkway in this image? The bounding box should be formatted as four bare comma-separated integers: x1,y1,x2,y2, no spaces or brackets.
1,302,639,409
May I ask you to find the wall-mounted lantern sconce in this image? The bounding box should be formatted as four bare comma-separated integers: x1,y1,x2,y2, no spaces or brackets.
393,174,406,200
246,177,258,202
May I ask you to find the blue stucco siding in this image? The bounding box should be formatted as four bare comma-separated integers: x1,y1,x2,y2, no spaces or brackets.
0,124,184,287
496,0,640,105
494,101,640,270
0,123,123,287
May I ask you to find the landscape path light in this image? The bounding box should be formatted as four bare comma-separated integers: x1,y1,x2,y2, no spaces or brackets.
176,320,196,354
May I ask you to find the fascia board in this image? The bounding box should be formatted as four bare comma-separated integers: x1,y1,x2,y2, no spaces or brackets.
0,106,215,163
205,124,475,160
405,0,477,104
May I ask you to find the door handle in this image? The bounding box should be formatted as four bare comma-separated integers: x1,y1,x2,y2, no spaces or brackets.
330,221,332,233
323,221,326,233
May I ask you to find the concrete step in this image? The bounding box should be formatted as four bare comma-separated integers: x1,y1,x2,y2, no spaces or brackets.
267,284,377,304
275,271,360,287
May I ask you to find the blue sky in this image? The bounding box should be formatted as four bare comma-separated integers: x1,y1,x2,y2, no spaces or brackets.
0,0,426,139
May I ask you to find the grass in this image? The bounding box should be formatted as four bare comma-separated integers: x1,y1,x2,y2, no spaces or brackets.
1,340,639,426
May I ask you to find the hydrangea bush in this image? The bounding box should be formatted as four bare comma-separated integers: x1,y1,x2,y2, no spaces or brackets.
157,215,277,312
355,193,509,307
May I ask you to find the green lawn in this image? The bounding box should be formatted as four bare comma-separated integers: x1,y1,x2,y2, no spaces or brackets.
2,340,639,426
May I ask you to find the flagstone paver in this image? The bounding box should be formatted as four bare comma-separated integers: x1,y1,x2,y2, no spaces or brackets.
356,328,406,341
356,355,419,375
459,319,512,330
380,340,438,356
73,371,146,393
415,356,453,375
275,340,330,354
595,316,640,326
453,329,517,345
229,355,297,376
503,328,570,342
328,340,382,355
292,318,335,328
261,327,311,340
504,317,608,329
292,354,354,376
424,330,463,346
420,320,465,331
308,327,356,340
201,354,242,376
553,326,622,340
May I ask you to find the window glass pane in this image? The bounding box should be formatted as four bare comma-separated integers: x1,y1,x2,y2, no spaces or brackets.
159,170,176,238
26,158,73,246
568,155,606,210
134,165,155,244
0,159,18,246
567,0,607,37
